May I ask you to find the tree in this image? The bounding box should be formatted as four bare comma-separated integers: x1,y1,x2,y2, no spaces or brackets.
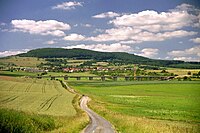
187,71,191,75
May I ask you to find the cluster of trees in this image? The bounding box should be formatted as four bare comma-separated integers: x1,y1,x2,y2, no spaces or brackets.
18,48,200,69
90,68,175,77
192,71,200,77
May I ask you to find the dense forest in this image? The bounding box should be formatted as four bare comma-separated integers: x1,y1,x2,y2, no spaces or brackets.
18,48,200,69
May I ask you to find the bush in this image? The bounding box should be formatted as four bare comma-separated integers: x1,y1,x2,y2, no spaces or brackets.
187,71,191,75
0,109,55,133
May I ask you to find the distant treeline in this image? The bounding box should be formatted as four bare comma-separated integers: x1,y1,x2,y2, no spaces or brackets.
18,48,200,69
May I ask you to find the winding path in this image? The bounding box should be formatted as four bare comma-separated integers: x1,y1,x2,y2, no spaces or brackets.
80,96,115,133
63,81,115,133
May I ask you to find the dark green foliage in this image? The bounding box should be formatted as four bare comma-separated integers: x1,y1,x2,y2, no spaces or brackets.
187,71,191,75
18,48,200,68
0,109,55,133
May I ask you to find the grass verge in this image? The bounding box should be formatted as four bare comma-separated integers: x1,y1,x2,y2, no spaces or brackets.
49,81,89,133
0,108,55,133
50,94,89,133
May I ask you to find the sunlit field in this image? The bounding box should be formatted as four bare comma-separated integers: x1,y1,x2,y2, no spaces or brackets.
0,76,75,116
0,56,46,67
69,80,200,133
0,76,89,132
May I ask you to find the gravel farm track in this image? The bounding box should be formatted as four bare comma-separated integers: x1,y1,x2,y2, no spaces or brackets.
80,96,115,133
64,82,115,133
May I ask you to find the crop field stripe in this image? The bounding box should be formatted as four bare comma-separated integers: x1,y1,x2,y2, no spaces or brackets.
24,82,34,92
53,81,63,94
46,94,62,111
38,94,61,111
0,95,19,104
9,83,17,91
41,81,46,93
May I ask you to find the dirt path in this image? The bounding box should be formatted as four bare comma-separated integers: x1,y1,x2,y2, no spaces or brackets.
80,96,115,133
63,81,115,133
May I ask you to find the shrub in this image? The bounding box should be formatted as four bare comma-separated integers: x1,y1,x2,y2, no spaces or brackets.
0,109,55,133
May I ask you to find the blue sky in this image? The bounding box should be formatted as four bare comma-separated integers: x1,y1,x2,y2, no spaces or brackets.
0,0,200,61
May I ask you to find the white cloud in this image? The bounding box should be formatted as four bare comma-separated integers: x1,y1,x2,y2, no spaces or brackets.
0,49,29,57
168,45,200,58
41,30,66,37
88,4,199,43
89,27,197,42
52,1,83,10
44,40,57,45
190,37,200,43
62,43,132,52
92,11,120,18
73,23,92,28
63,33,85,41
81,23,92,27
137,48,159,58
110,9,196,32
11,19,70,37
179,41,183,44
89,27,141,41
120,40,142,44
173,57,200,62
93,28,104,34
174,3,194,11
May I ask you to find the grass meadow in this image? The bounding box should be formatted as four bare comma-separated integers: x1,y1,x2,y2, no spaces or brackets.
0,70,40,77
0,56,46,67
147,69,200,76
0,76,89,132
68,80,200,133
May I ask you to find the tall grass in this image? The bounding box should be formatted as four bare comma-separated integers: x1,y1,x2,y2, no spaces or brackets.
50,81,89,133
0,109,55,133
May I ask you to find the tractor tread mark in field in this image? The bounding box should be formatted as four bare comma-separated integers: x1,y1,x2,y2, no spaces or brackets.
46,94,62,111
0,95,19,104
53,81,63,94
41,81,46,93
38,94,61,111
9,83,17,91
25,82,34,92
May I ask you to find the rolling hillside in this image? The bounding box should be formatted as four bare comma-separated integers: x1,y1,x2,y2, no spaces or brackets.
18,48,200,68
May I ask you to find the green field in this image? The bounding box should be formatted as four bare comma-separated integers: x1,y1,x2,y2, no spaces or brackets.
0,56,46,67
0,70,40,77
68,80,200,133
47,71,96,77
0,76,89,132
0,77,76,116
147,69,200,77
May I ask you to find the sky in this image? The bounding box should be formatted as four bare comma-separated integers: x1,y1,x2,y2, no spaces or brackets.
0,0,200,61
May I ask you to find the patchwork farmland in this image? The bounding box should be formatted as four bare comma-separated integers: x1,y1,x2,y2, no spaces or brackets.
0,76,76,116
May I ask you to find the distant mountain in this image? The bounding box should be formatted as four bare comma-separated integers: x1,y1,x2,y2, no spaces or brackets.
18,48,200,68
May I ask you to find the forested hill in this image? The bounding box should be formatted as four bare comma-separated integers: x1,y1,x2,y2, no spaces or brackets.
18,48,200,68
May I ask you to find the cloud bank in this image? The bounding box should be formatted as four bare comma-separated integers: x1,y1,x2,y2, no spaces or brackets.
11,19,70,36
0,49,29,57
63,43,132,52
